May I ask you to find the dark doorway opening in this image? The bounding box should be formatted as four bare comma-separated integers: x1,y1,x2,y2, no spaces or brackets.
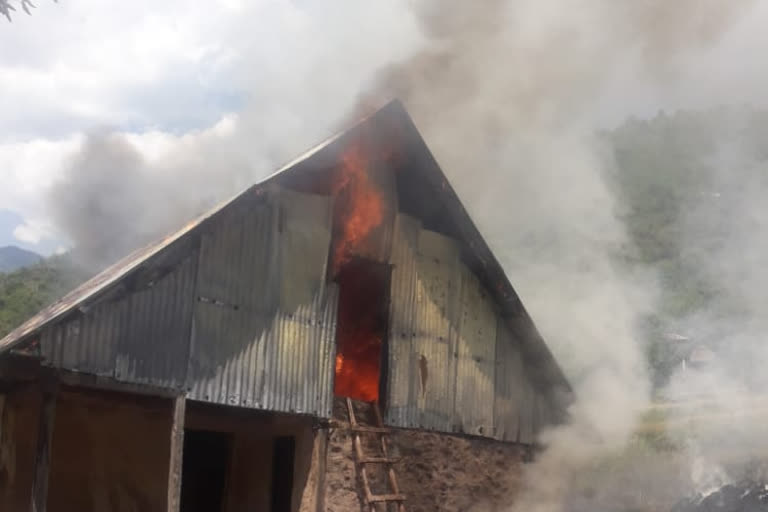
334,258,391,402
180,430,232,512
271,436,296,512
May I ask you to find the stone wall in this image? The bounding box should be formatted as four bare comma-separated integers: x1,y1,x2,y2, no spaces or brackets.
321,402,526,512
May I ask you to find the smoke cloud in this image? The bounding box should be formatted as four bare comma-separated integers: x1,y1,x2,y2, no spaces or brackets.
658,109,768,493
46,0,766,510
356,2,756,511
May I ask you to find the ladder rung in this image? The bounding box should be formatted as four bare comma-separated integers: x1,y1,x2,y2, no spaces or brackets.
367,493,406,503
360,456,401,464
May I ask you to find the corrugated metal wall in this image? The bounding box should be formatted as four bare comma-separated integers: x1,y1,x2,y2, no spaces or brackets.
387,214,462,432
187,188,338,417
454,264,497,437
41,253,198,389
494,320,525,442
40,186,338,418
37,188,552,433
386,213,547,442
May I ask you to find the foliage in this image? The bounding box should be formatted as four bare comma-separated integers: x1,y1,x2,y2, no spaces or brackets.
605,106,768,391
0,253,88,338
0,0,55,22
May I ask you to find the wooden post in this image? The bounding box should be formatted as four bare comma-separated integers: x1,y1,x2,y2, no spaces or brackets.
31,381,57,512
167,395,186,512
0,394,5,442
314,429,328,512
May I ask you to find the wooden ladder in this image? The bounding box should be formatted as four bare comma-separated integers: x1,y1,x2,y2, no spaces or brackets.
345,398,406,512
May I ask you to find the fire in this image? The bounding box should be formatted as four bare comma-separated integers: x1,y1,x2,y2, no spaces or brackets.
333,260,386,402
331,142,388,402
331,143,384,274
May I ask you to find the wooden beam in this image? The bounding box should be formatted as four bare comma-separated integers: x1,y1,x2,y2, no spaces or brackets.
57,370,178,399
167,395,186,512
31,381,57,512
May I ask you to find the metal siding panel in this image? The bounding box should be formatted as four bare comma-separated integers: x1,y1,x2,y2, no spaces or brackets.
116,253,197,389
386,214,461,432
518,373,535,444
188,187,337,417
386,214,421,428
494,319,524,442
454,265,497,437
271,189,337,417
410,251,460,431
534,391,544,437
188,195,278,406
39,254,197,386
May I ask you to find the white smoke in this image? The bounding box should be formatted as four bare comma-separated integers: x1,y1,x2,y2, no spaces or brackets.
658,108,768,493
37,1,768,510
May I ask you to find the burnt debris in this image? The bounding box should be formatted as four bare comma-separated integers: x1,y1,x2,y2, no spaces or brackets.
672,482,768,512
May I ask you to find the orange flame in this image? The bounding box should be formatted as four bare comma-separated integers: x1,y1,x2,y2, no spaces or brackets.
331,143,387,402
331,144,384,274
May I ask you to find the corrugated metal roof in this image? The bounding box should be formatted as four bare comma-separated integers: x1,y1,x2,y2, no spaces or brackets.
0,108,362,355
0,99,571,418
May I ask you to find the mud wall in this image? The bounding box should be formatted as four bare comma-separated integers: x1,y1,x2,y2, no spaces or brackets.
0,387,42,512
323,426,526,512
47,387,172,512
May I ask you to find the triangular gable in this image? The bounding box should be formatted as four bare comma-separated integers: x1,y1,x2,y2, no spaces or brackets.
0,99,570,405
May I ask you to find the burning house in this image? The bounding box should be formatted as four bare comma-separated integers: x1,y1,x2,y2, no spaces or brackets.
0,100,571,512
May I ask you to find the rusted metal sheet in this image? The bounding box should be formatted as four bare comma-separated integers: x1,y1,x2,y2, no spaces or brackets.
454,266,497,437
187,187,338,417
40,254,198,389
493,320,524,442
386,214,462,433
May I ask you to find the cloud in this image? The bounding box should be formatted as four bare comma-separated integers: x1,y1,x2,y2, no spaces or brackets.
0,0,244,140
0,134,82,248
12,222,43,244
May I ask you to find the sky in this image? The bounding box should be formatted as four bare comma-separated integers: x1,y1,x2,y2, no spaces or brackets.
1,0,768,256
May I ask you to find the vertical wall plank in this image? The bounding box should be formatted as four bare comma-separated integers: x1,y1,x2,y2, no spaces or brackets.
31,382,57,512
167,395,186,512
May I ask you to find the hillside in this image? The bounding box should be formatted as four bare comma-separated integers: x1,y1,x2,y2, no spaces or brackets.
0,254,89,339
0,245,42,272
606,106,768,391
